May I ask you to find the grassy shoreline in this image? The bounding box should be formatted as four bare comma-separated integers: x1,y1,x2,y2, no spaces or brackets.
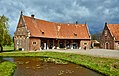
0,61,16,76
0,51,119,76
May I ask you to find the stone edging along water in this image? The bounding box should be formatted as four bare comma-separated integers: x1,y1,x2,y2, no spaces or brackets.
0,51,119,76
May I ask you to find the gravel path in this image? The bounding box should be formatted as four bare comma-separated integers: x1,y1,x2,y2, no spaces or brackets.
41,49,119,59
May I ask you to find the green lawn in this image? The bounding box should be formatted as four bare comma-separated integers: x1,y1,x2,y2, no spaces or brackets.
0,61,16,76
0,51,119,76
3,45,14,52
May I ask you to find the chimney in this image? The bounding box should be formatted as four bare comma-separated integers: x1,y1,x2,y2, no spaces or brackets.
31,14,35,18
21,11,23,15
76,21,78,24
105,22,107,26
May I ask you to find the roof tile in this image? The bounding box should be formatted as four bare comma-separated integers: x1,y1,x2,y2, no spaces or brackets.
107,24,119,41
23,15,90,39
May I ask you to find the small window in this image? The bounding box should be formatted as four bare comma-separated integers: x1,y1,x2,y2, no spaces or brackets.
18,28,20,31
105,30,107,36
42,32,44,34
84,43,87,45
33,42,36,44
74,33,77,36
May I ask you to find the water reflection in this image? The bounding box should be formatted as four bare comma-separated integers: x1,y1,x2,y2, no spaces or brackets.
4,57,103,76
3,58,14,62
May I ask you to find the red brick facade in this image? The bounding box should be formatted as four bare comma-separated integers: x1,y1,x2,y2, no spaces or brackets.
29,38,41,51
14,12,91,51
100,23,119,50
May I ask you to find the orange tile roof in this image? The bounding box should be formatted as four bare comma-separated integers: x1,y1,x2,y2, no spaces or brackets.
107,24,119,41
23,15,90,39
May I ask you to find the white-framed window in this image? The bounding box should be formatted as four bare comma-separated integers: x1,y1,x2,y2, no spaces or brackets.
105,30,108,36
84,43,87,45
33,42,36,44
33,42,37,46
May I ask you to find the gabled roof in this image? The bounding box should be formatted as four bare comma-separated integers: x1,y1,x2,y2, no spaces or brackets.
23,15,90,39
107,24,119,41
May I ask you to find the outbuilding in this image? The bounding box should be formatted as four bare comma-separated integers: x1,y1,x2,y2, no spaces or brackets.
14,12,91,51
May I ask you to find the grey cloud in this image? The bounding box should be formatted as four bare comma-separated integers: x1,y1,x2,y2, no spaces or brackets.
0,0,119,36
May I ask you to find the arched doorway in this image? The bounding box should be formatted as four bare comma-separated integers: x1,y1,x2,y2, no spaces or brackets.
105,42,109,49
59,42,65,48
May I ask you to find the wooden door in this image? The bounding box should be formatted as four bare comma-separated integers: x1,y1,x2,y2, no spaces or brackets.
106,43,109,49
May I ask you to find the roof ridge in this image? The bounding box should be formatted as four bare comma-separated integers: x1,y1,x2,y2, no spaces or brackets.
106,24,119,40
23,15,90,39
106,24,114,38
23,15,85,25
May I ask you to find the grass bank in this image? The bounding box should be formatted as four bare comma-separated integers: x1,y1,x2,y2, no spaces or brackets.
0,51,119,76
3,45,14,52
0,61,16,76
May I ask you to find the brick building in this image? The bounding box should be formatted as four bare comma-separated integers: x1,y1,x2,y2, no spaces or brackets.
100,23,119,50
14,12,91,51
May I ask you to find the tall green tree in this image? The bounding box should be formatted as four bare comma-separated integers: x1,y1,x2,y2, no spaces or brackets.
0,15,12,52
91,32,102,41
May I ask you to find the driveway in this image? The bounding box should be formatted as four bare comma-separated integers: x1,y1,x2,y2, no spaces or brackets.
41,49,119,59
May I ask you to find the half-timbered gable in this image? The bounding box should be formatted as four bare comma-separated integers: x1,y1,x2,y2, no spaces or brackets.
14,12,30,50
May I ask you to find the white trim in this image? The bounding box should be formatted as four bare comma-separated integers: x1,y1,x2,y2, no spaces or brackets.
85,24,91,39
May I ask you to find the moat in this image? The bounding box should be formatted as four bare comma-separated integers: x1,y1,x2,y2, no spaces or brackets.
3,57,103,76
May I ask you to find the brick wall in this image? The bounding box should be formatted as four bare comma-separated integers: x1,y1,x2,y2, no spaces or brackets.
100,25,114,49
80,39,91,49
29,37,41,51
114,41,119,50
14,36,29,51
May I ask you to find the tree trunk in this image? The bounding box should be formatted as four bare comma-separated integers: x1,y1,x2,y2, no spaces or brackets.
0,44,3,52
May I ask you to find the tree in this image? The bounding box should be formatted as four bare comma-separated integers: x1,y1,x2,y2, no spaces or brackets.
91,34,97,40
91,32,102,41
0,15,12,52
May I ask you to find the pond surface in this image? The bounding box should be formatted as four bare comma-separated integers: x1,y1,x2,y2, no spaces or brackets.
3,57,103,76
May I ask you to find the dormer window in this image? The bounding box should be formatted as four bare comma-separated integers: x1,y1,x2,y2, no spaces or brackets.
40,29,44,35
42,32,44,34
74,33,77,36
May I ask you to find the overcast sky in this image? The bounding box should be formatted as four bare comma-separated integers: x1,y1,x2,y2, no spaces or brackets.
0,0,119,36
